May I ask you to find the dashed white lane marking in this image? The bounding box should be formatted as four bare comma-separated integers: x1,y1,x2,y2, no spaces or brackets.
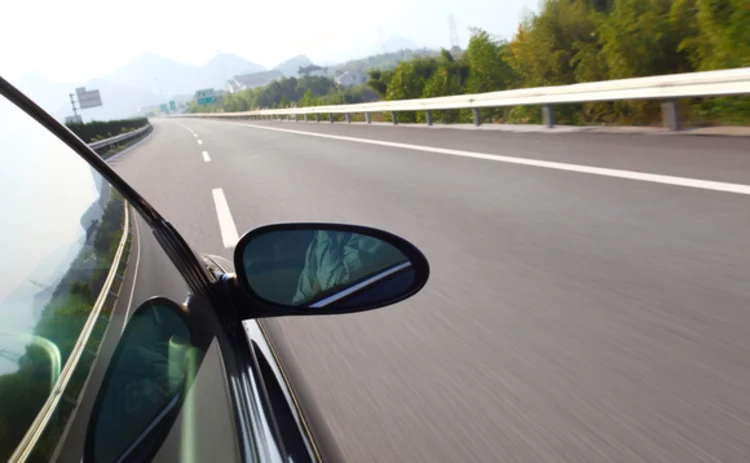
202,151,211,162
212,188,240,248
193,133,198,137
221,121,750,196
197,139,203,145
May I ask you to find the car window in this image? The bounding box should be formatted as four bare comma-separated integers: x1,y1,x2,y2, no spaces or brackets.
0,94,196,462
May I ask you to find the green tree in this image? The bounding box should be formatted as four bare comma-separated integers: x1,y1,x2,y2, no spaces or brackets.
367,69,394,99
463,29,515,122
419,50,466,123
385,61,434,122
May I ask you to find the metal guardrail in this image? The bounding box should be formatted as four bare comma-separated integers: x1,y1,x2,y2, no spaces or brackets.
181,67,750,129
88,124,151,153
9,203,130,463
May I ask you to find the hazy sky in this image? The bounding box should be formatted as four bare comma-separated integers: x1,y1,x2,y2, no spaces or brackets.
2,0,538,83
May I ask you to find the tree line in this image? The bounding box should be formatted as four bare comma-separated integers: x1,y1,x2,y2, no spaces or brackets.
367,0,749,125
188,76,379,114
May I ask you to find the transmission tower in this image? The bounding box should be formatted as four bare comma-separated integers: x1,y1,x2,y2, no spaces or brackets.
448,14,460,50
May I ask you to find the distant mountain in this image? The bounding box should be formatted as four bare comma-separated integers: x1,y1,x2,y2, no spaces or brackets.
380,36,419,53
100,53,193,94
14,72,82,117
274,55,314,77
100,52,264,96
198,53,265,88
65,79,163,120
15,53,266,120
14,45,433,121
14,72,162,121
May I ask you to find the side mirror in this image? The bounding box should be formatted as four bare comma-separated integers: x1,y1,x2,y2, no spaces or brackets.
84,298,201,463
234,223,430,315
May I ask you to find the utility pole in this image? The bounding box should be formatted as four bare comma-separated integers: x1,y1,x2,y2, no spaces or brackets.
69,93,78,117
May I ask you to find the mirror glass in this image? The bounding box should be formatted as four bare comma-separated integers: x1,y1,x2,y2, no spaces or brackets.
240,228,417,309
87,298,200,463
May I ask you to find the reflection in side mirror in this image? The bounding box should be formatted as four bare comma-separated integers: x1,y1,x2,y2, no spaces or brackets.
235,223,429,313
84,298,201,463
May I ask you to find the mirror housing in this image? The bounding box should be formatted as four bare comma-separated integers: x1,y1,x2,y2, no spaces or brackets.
84,297,201,463
234,223,429,316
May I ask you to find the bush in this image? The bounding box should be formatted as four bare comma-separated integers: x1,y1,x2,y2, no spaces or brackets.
66,118,148,143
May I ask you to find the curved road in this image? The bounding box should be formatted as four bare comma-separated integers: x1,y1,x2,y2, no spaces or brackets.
110,119,750,463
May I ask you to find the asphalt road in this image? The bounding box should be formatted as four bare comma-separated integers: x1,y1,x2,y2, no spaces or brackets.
111,118,750,463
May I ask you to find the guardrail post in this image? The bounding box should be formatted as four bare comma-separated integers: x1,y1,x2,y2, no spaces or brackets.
661,100,681,130
315,114,320,122
542,105,555,128
426,110,433,126
365,112,371,124
304,114,308,122
329,113,335,123
391,111,398,125
472,108,481,126
345,113,352,123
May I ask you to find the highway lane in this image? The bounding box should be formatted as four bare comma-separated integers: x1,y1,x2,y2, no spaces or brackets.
114,118,750,463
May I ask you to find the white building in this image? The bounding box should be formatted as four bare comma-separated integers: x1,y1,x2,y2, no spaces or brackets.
335,71,368,88
228,70,284,93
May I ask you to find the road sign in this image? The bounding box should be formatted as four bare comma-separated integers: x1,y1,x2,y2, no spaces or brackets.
195,88,217,105
169,100,176,111
76,87,102,109
160,104,169,113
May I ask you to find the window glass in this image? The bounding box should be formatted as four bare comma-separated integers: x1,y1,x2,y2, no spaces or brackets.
0,95,191,462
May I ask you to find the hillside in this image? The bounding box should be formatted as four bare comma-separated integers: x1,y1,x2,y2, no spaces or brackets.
329,48,439,76
274,55,315,77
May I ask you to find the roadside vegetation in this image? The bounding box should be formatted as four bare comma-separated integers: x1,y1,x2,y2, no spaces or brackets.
195,0,750,126
66,118,149,143
0,192,129,462
369,0,750,126
187,75,379,114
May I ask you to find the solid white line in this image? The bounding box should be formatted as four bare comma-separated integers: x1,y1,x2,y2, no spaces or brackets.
122,211,142,332
197,139,203,145
221,121,750,196
202,151,211,162
212,188,240,248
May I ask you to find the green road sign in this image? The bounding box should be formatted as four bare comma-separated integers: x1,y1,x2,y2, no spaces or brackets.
160,103,169,113
197,97,217,105
169,100,176,111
